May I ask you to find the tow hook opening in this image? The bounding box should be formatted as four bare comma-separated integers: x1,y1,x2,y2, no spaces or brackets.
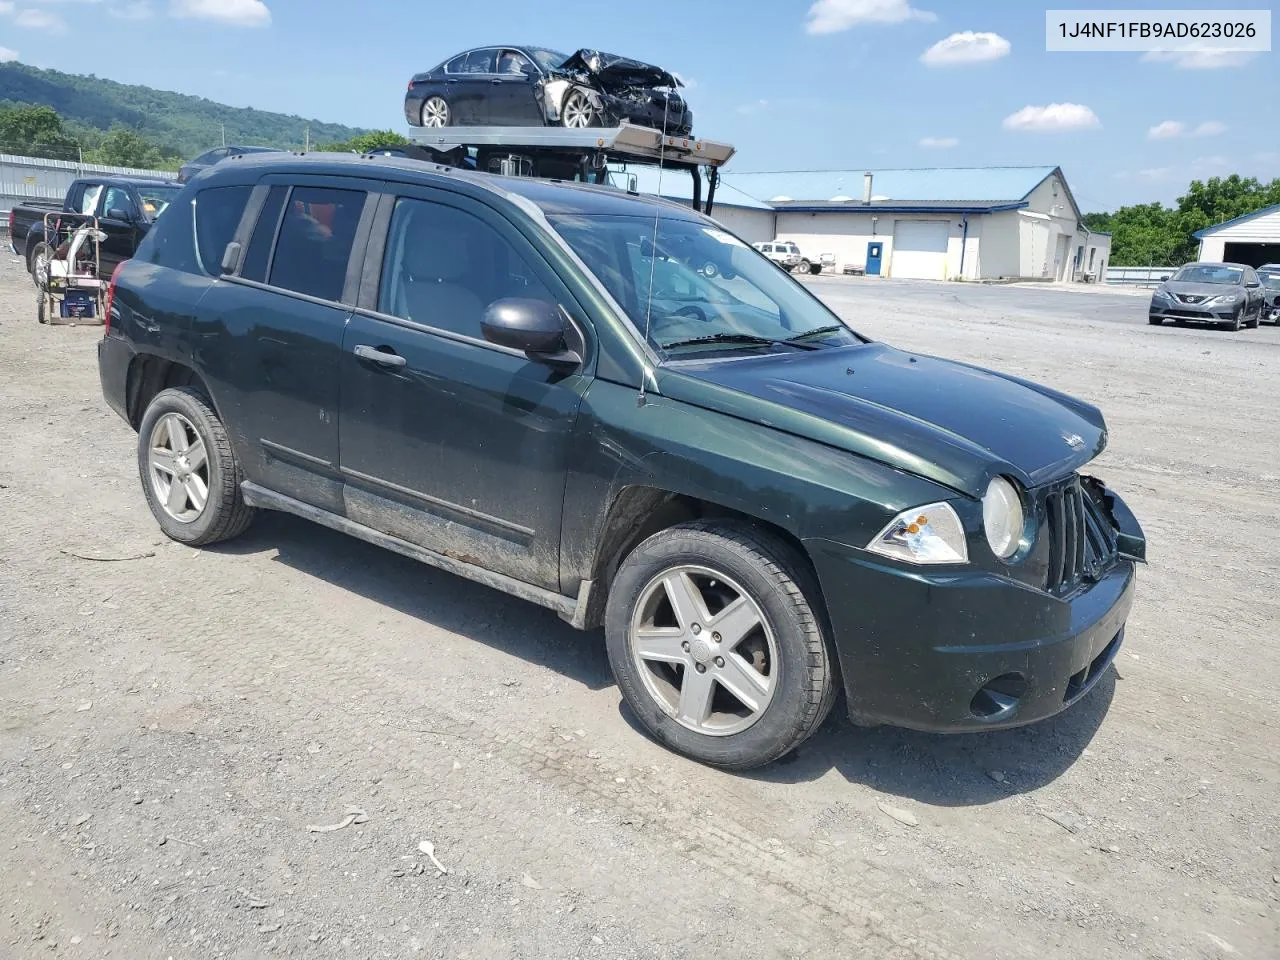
970,672,1028,721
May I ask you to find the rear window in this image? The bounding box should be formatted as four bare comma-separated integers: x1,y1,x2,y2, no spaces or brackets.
194,184,253,276
240,186,288,283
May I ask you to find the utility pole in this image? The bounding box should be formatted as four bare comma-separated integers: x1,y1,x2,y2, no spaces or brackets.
220,123,226,147
304,125,310,152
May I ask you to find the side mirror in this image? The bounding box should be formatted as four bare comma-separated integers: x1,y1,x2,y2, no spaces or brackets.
480,298,580,368
107,207,132,222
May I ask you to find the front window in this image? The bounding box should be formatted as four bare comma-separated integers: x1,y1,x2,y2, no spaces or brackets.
549,213,865,356
1259,272,1280,290
137,185,181,220
527,48,569,72
1172,264,1243,284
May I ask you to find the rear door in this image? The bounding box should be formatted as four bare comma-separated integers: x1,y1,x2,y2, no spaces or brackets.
193,175,377,512
452,48,499,123
337,186,591,590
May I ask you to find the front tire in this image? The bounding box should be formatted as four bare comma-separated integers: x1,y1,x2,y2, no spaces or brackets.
1227,307,1242,332
1148,316,1163,325
137,387,254,547
604,521,838,770
561,89,597,128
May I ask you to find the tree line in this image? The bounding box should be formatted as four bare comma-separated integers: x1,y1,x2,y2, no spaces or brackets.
1084,175,1280,266
0,103,406,172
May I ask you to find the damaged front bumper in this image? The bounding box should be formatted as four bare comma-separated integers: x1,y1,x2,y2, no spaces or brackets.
806,482,1147,733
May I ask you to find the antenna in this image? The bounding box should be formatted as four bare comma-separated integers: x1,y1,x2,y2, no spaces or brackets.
637,97,672,407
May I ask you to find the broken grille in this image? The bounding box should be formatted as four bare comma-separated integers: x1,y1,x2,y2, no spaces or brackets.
1043,476,1119,595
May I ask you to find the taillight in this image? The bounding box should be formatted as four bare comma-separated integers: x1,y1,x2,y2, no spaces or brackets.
103,259,126,336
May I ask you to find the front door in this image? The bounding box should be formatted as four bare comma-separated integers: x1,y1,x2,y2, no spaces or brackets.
338,189,589,590
451,48,499,123
489,50,545,125
866,242,883,276
97,185,143,275
195,178,375,513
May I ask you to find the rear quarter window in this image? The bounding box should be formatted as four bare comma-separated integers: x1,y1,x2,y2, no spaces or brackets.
194,184,253,276
134,192,200,275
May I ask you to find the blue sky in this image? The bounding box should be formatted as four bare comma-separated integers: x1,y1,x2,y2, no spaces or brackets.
1,0,1275,211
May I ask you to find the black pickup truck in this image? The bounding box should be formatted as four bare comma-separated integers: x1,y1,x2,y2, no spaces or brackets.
8,175,181,286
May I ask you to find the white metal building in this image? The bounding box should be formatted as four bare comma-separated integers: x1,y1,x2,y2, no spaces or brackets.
1194,204,1280,267
618,165,1110,282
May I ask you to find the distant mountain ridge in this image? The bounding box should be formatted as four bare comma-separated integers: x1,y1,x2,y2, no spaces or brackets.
0,62,369,158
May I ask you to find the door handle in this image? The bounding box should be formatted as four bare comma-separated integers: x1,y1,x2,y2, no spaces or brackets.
353,344,407,368
491,78,504,84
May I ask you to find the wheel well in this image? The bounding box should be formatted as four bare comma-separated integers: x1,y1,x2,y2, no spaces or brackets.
581,486,825,630
125,356,210,429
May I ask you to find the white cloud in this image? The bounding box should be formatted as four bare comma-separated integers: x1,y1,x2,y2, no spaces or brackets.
737,99,769,115
1141,50,1255,69
1192,120,1227,137
1002,103,1100,133
671,72,697,90
1147,119,1228,140
170,0,269,26
111,0,153,18
0,44,16,61
1147,120,1185,140
918,136,959,148
805,0,934,35
919,31,1010,66
14,8,66,30
0,1,13,13
1138,167,1176,181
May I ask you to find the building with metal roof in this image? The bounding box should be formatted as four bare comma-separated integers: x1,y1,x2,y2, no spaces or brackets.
609,164,1111,283
1193,204,1280,267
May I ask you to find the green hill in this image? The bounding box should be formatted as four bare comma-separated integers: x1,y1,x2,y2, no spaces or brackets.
0,61,369,160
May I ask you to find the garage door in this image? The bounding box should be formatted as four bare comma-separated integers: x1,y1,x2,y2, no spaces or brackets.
890,221,950,280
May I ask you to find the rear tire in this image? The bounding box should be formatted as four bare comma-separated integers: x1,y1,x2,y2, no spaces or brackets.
137,387,254,547
420,96,451,127
604,520,838,770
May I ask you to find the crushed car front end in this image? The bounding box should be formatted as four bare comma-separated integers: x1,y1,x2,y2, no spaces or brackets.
807,470,1146,732
552,49,693,135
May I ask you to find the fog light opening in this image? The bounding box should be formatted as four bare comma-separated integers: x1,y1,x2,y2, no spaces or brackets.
970,672,1028,721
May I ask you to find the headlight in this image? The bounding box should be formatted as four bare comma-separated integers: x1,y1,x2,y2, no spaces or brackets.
1208,293,1240,305
866,502,968,565
1151,288,1172,301
983,477,1025,560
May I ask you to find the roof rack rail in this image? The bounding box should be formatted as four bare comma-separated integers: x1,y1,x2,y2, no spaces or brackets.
402,123,734,214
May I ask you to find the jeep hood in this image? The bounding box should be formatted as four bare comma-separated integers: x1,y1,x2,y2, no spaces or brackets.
558,49,680,89
656,343,1108,498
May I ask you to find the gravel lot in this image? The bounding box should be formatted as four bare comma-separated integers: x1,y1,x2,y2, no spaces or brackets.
1,256,1277,960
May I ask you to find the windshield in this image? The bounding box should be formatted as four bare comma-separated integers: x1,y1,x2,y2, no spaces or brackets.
530,48,570,71
138,185,181,220
549,213,864,356
1172,264,1243,284
1259,272,1280,290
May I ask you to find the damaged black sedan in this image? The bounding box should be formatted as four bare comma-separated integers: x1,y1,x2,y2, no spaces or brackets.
404,45,692,136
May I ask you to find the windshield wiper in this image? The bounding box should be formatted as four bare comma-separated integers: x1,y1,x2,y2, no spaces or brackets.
783,324,848,344
660,332,820,352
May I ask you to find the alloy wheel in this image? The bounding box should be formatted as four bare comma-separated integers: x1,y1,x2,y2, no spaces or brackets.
33,248,50,289
421,97,450,127
562,90,594,128
628,565,778,736
147,412,210,523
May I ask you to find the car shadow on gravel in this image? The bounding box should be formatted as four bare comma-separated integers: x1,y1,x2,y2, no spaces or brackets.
207,511,616,691
741,671,1119,805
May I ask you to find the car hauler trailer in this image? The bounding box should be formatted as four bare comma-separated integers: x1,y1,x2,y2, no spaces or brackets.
402,122,735,215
